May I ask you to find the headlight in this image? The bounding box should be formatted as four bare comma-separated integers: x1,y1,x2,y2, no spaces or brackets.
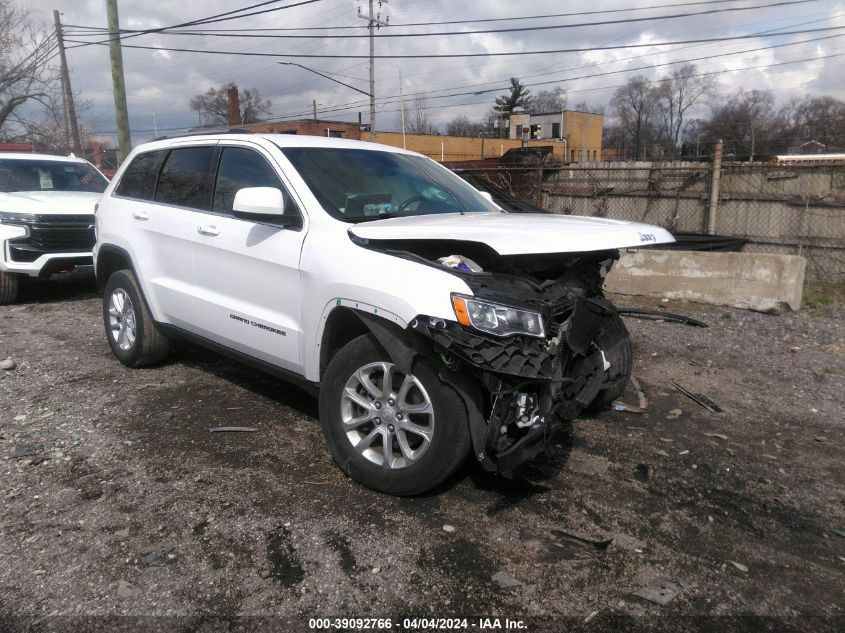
451,293,545,338
0,211,34,225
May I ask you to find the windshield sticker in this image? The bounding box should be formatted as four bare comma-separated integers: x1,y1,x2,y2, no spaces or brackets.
363,202,392,217
38,170,53,189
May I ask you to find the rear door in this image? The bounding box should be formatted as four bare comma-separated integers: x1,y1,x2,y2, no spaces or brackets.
189,142,306,373
112,144,215,327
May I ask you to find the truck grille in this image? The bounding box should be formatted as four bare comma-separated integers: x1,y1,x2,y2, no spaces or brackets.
8,214,95,262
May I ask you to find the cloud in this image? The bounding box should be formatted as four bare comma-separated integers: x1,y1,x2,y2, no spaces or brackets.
17,0,845,143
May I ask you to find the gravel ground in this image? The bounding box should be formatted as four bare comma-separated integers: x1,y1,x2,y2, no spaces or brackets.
1,277,843,633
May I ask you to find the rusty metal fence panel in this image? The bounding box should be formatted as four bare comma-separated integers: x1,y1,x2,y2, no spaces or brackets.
451,160,845,283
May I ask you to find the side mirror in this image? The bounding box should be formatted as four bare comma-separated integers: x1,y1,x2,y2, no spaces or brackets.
478,191,494,203
232,187,296,226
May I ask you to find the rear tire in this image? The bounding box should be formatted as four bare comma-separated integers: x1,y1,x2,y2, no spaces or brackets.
103,269,169,368
585,312,633,413
319,334,470,496
0,270,20,305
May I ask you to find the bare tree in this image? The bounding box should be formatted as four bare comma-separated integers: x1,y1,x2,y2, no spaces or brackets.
0,1,58,137
655,64,715,158
406,93,438,135
783,95,845,149
611,76,659,160
445,114,483,137
189,83,271,126
531,86,566,113
704,89,784,160
572,101,605,116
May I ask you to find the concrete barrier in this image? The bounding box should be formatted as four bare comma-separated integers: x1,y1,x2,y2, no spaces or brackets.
605,250,806,312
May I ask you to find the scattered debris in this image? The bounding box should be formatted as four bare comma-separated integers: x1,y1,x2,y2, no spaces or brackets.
634,464,650,482
141,544,176,566
654,449,671,458
0,358,17,370
670,381,722,413
704,432,729,441
631,376,648,410
612,401,645,414
491,571,523,588
8,445,40,460
584,611,599,624
632,577,690,605
13,414,26,421
443,524,456,533
116,580,140,599
831,528,845,539
371,566,381,574
520,528,611,563
115,528,130,539
731,561,749,573
814,436,827,442
147,411,174,422
209,426,257,433
617,308,708,328
666,409,683,420
659,437,674,443
678,450,690,455
689,359,713,368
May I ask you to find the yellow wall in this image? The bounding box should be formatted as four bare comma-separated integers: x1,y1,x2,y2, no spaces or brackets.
563,111,603,162
372,132,567,162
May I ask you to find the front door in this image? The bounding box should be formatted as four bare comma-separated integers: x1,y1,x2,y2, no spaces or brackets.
189,143,305,373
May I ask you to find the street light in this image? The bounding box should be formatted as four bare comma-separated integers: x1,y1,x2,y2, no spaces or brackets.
278,61,373,135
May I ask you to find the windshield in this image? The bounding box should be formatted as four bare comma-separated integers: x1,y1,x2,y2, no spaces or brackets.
0,159,108,194
279,147,500,222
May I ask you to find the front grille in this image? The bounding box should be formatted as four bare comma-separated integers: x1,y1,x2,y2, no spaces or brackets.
7,214,95,261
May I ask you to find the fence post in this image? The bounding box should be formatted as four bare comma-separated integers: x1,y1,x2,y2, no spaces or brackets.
707,138,724,235
536,164,544,207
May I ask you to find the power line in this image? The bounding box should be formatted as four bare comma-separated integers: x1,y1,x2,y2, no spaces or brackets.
61,1,818,40
61,0,786,33
67,0,324,49
64,25,845,57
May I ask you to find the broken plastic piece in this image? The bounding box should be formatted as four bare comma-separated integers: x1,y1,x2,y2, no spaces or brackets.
438,254,483,273
632,577,690,605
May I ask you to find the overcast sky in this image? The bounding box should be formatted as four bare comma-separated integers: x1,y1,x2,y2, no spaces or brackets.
20,0,845,143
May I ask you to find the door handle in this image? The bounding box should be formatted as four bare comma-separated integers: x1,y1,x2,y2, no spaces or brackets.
197,225,220,236
132,210,150,221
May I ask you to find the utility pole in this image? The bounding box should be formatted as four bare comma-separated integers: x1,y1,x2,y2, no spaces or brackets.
53,10,82,155
106,0,131,162
357,1,388,141
399,69,405,149
313,99,317,120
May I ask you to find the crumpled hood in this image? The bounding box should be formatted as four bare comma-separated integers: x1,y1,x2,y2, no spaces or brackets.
348,212,675,255
0,191,101,215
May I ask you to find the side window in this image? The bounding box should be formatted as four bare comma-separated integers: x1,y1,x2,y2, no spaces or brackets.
212,146,295,215
114,150,165,200
154,146,214,209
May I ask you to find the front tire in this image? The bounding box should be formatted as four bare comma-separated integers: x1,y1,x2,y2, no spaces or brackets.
319,334,470,496
102,269,169,368
585,312,633,413
0,270,20,305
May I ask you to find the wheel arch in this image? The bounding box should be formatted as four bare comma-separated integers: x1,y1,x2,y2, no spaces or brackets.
95,244,134,292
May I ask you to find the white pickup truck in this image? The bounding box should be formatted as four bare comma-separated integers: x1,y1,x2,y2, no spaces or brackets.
0,152,109,304
93,132,673,495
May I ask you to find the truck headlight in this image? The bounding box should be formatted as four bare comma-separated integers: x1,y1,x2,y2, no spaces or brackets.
451,294,545,339
0,211,33,225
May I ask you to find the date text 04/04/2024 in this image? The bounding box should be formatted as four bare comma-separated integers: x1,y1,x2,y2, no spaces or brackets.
308,617,527,630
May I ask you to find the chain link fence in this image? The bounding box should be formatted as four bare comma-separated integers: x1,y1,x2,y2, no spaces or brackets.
452,160,845,284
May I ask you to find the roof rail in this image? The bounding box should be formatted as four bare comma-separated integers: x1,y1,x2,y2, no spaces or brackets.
153,128,254,142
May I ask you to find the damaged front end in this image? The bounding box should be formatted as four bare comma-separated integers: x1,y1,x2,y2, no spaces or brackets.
362,238,630,477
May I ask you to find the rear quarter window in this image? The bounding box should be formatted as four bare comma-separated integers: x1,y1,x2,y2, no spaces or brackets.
114,150,165,200
154,146,214,210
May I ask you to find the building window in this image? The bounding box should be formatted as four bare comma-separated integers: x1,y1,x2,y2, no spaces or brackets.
326,129,344,138
570,149,575,162
515,125,523,138
552,122,560,138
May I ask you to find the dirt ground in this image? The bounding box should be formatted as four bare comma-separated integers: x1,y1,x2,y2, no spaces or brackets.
1,277,843,633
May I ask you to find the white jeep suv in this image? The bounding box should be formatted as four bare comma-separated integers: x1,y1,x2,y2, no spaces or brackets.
94,132,673,495
0,152,109,303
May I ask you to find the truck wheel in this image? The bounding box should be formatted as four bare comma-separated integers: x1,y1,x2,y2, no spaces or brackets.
0,270,20,305
585,312,633,413
102,269,169,368
319,334,470,496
